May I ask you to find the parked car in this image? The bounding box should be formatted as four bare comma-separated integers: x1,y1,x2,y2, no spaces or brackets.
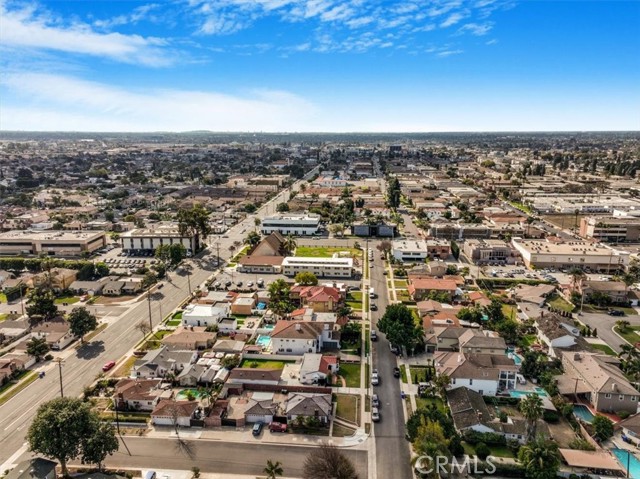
102,361,116,372
370,303,378,311
390,344,400,355
372,394,380,408
370,330,378,341
371,407,380,422
269,422,287,433
252,422,264,436
608,310,625,316
393,367,401,378
371,369,379,386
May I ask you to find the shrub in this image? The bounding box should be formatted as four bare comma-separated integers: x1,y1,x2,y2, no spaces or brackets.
543,410,560,423
44,354,53,361
619,411,631,420
475,442,491,460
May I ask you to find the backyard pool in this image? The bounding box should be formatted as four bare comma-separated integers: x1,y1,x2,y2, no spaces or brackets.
573,404,595,423
613,448,640,479
509,387,548,399
507,352,523,365
176,388,204,400
256,335,272,348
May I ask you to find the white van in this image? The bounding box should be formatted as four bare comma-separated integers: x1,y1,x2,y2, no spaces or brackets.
369,287,377,299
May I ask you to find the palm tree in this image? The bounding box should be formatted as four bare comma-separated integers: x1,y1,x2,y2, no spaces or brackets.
517,437,560,479
619,343,639,363
568,267,586,293
616,319,631,332
519,393,543,441
264,460,284,479
283,235,297,255
254,217,261,232
244,231,261,248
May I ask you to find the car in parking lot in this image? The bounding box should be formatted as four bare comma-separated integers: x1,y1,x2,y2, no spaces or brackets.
247,281,253,287
252,422,264,436
371,407,380,422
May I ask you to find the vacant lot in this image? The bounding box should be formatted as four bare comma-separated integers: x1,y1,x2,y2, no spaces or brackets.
112,356,138,378
547,294,574,313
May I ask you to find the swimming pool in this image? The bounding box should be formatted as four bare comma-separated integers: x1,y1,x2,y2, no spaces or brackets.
509,387,549,399
507,352,523,365
613,448,640,479
573,404,595,423
176,388,204,400
262,324,274,330
256,335,272,347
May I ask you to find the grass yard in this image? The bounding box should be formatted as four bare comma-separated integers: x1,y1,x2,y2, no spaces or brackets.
547,294,575,313
332,423,356,437
112,356,138,377
400,364,408,384
590,343,617,356
394,280,408,288
172,311,183,319
0,371,37,406
416,396,445,412
409,366,433,383
166,319,181,327
346,292,363,312
335,393,359,425
488,445,515,458
397,290,412,303
0,313,7,322
152,330,173,340
0,293,7,303
615,326,640,345
501,304,517,320
519,334,537,347
339,363,362,388
239,359,290,369
295,246,362,258
54,295,80,305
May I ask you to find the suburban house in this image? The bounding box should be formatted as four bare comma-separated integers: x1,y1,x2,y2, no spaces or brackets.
5,459,58,479
113,378,171,411
511,283,556,307
133,346,198,379
298,353,339,385
446,387,545,444
103,280,125,296
217,318,238,334
458,329,507,355
425,326,466,353
285,393,333,424
467,291,492,308
182,303,230,328
31,319,74,350
151,399,199,427
161,327,216,350
434,351,519,396
535,313,579,357
578,280,629,305
290,285,342,312
617,414,640,445
559,352,640,414
271,320,340,355
68,280,105,296
408,278,459,301
231,294,257,315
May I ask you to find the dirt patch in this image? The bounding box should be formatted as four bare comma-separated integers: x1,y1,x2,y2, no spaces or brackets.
94,295,137,305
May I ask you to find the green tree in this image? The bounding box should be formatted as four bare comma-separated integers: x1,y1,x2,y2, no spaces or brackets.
142,271,158,289
177,204,211,242
517,437,560,479
519,393,543,441
244,231,261,248
68,306,98,344
81,420,119,470
283,235,297,255
434,373,450,399
28,397,118,477
592,415,614,442
155,243,187,267
276,202,290,213
26,336,50,361
268,279,294,316
295,272,318,286
377,304,423,355
302,443,358,479
264,460,284,479
26,288,59,322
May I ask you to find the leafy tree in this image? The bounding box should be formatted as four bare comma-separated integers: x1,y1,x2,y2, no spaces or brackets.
264,460,284,479
142,271,158,289
519,393,543,441
68,306,98,344
221,354,240,369
592,415,614,442
81,420,119,470
475,442,491,460
412,418,450,470
456,306,484,323
386,177,401,209
244,231,261,248
377,304,423,355
177,204,211,241
155,243,187,267
295,272,318,285
434,373,450,399
276,202,290,213
517,437,560,479
94,262,110,277
26,288,59,322
302,443,358,479
28,397,118,477
26,336,50,361
268,279,294,316
282,235,297,255
376,240,392,256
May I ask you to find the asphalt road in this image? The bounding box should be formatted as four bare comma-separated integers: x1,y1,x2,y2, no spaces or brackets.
579,312,640,353
369,247,414,479
15,436,368,479
0,172,318,468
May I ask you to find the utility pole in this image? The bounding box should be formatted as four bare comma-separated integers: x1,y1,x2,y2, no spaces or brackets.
187,268,192,294
147,291,153,333
55,358,64,397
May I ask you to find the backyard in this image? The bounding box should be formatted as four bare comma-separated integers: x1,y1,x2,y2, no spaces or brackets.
338,363,361,388
295,246,362,258
239,359,291,369
547,294,575,313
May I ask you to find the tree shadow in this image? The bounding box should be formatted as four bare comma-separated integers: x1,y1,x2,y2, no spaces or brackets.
174,437,197,459
76,340,105,359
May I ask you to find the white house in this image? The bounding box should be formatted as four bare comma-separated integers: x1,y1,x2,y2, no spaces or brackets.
271,321,340,356
182,303,229,328
217,318,237,334
299,353,339,385
535,313,579,357
151,399,199,427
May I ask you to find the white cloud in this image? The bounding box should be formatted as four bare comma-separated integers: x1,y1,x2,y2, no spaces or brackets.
0,72,318,132
436,49,463,57
440,12,467,28
457,22,493,36
93,3,160,29
0,2,172,66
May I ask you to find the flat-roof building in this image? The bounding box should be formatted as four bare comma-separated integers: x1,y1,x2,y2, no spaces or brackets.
282,256,353,278
392,239,450,261
462,239,518,265
120,225,199,254
579,216,640,243
261,214,320,236
0,230,107,257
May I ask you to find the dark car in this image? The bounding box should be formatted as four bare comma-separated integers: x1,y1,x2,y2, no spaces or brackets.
393,367,401,378
608,310,625,316
252,422,264,436
370,303,378,311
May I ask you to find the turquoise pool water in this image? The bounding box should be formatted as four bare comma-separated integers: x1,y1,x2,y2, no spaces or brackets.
613,448,640,479
263,324,274,330
256,335,271,347
573,404,595,423
509,387,548,399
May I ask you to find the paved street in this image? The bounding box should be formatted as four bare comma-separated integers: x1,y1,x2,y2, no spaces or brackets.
579,312,640,354
14,436,368,479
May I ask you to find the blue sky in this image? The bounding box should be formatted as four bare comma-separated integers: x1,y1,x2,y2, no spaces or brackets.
1,0,639,132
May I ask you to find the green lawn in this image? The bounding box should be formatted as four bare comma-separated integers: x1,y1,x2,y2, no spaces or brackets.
172,311,183,319
519,334,537,347
590,344,616,356
0,371,37,406
501,304,517,320
547,294,574,313
295,246,361,258
0,293,7,303
335,393,359,425
152,330,173,340
409,366,433,383
615,326,640,346
394,280,408,288
54,296,80,305
339,363,362,388
239,359,290,369
461,441,514,459
397,290,412,303
346,292,363,312
400,364,408,383
166,319,181,327
416,397,445,412
332,423,356,437
0,313,7,322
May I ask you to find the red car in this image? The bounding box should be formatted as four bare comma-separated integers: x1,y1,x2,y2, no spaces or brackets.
102,361,116,372
269,422,287,433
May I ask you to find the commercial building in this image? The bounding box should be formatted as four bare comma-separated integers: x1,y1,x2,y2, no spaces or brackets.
352,223,397,238
511,239,629,272
428,224,492,240
120,225,199,254
462,239,519,265
392,239,450,262
579,216,640,243
261,214,320,236
0,230,107,257
282,256,353,278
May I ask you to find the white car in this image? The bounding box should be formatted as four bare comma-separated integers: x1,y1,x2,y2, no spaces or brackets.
371,407,380,422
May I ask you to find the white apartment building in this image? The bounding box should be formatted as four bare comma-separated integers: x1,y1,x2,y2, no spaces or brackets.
282,256,353,278
182,303,230,328
120,225,199,254
392,240,428,261
0,230,107,257
261,214,321,236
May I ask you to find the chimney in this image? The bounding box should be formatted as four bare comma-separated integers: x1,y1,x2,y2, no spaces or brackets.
612,383,617,392
574,353,581,361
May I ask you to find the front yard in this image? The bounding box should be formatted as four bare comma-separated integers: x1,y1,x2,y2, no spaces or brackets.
54,295,80,305
239,359,291,369
334,393,360,425
615,325,640,345
112,356,138,377
547,294,574,313
346,292,363,312
338,363,361,388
